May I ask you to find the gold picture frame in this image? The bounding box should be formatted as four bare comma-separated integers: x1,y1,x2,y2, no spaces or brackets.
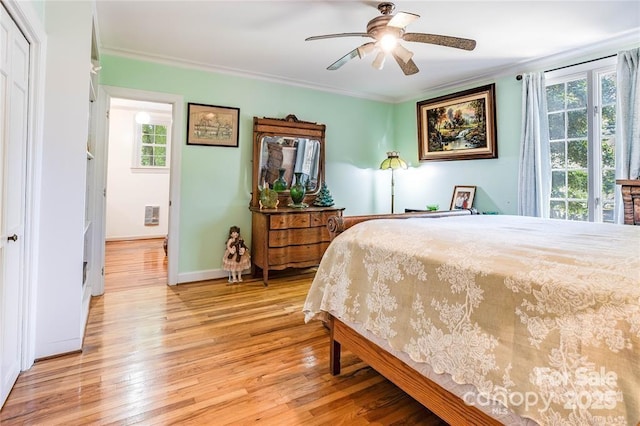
450,185,476,210
417,84,497,161
186,103,240,147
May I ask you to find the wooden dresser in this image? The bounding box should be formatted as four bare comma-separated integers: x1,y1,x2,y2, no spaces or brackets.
617,179,640,225
250,206,344,285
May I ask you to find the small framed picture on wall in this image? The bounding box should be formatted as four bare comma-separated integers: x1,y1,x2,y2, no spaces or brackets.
186,103,240,147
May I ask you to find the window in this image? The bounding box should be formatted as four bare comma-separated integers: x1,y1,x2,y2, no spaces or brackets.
135,120,170,169
545,58,616,222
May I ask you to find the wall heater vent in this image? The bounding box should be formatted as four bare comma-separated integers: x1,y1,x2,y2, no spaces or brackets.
144,206,160,226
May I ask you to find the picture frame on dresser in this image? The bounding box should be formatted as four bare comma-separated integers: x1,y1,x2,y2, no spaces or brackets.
450,185,476,210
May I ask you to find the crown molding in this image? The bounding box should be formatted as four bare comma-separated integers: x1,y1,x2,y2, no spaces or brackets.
102,27,640,106
397,28,640,104
100,47,396,103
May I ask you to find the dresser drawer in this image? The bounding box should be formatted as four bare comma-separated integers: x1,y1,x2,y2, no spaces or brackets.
269,227,330,247
268,242,330,265
270,213,310,229
250,206,344,285
309,211,336,227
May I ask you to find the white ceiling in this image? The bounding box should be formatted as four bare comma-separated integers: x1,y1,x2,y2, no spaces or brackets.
95,1,640,102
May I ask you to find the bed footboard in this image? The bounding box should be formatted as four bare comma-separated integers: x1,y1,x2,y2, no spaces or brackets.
329,315,501,425
327,208,477,240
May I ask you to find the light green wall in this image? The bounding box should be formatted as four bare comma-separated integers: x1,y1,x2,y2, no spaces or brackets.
100,55,396,274
100,55,528,277
393,76,523,214
99,39,640,278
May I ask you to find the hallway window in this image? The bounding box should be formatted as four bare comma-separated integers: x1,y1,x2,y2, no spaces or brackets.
136,121,170,168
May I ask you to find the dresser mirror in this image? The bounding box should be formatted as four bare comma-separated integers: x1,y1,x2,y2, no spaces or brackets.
258,136,321,192
251,115,326,207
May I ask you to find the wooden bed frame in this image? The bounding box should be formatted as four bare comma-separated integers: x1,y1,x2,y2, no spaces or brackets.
325,209,504,426
326,208,477,239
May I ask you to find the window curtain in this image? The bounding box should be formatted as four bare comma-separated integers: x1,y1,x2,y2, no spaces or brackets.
614,47,640,223
294,139,320,186
518,72,551,217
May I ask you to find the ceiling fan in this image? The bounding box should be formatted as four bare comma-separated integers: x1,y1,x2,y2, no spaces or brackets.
305,2,476,75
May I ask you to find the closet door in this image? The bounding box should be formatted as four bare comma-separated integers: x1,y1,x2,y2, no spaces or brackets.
0,3,29,408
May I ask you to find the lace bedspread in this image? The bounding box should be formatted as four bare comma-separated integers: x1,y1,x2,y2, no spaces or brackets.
303,215,640,425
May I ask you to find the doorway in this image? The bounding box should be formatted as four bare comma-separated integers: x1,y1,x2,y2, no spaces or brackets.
93,86,183,295
104,98,172,288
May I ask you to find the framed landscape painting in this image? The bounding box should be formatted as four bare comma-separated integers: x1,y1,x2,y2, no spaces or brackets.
186,103,240,147
417,84,497,161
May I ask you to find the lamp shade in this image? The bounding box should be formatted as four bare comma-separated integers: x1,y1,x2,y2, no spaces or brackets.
379,151,408,170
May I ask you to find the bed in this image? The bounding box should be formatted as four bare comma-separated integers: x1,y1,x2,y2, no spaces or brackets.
303,213,640,425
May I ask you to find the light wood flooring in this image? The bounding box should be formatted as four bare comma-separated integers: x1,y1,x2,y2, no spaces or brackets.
0,238,446,425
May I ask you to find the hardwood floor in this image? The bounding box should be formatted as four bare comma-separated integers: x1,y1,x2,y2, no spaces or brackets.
102,238,169,292
1,238,446,425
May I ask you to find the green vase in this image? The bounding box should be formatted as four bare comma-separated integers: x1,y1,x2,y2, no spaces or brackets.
289,172,307,206
273,168,287,192
259,186,279,209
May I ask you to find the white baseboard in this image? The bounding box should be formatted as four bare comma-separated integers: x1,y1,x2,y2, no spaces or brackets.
177,268,250,284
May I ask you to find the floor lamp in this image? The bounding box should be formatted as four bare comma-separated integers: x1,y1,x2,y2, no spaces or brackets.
380,151,407,214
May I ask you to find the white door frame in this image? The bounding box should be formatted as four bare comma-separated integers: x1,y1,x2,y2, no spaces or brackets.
93,86,183,293
2,0,46,371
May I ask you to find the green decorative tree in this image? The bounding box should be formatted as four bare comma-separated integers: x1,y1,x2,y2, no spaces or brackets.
313,182,335,207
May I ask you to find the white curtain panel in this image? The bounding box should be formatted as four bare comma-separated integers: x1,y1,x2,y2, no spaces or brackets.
518,72,551,218
615,47,640,223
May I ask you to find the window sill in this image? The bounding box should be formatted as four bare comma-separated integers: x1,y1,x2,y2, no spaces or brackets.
131,167,169,174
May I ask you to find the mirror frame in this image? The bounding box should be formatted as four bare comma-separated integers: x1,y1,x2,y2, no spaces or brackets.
251,114,326,207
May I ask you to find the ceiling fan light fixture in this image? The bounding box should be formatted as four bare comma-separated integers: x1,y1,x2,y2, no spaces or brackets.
357,43,376,59
394,43,414,63
305,2,477,75
372,51,386,70
379,33,398,52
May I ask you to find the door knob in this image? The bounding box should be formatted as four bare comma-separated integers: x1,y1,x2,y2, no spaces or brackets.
7,234,18,242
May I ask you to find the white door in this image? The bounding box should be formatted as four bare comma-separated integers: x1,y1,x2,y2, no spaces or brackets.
0,3,29,408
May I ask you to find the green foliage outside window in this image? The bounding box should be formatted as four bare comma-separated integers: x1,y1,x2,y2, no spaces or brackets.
548,112,565,140
567,110,587,138
547,80,589,220
600,73,616,222
546,69,616,223
140,123,168,167
566,80,587,108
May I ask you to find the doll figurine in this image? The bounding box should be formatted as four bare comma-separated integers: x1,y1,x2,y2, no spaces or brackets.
222,226,251,283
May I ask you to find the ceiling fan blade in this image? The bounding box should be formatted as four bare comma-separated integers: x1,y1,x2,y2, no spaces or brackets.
327,49,360,70
403,33,476,51
392,52,419,75
306,32,371,41
393,44,414,63
388,11,419,29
